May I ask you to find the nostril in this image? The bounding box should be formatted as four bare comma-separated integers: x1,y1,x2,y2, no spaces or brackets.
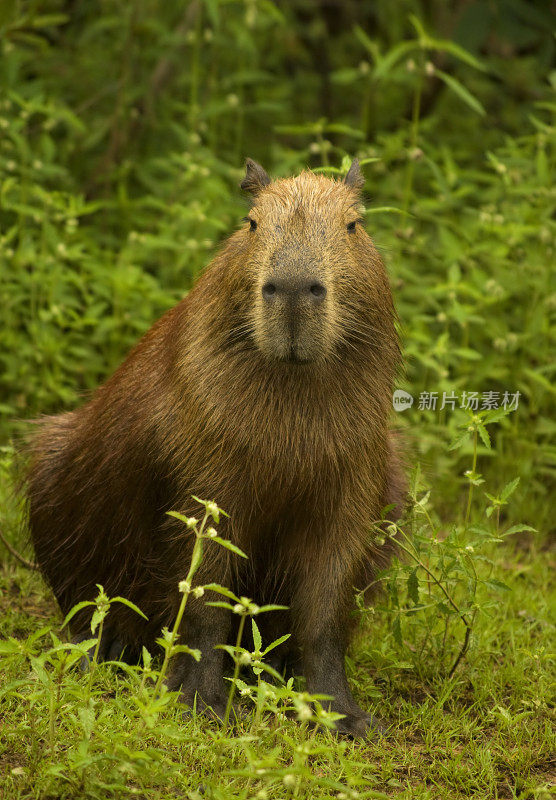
262,282,277,300
310,283,326,299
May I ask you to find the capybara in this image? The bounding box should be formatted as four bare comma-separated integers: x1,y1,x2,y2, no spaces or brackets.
28,159,405,737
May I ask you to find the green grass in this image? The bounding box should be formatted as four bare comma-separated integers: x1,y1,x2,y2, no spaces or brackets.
0,548,553,799
0,481,554,800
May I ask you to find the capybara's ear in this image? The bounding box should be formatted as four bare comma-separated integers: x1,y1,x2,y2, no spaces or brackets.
344,159,365,191
240,158,271,195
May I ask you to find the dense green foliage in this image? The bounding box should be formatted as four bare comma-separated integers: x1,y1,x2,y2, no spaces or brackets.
0,1,554,798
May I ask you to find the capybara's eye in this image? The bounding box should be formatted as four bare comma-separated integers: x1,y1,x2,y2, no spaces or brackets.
347,220,357,233
249,218,257,231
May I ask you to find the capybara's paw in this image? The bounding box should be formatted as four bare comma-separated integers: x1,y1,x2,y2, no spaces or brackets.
75,633,137,671
165,663,186,693
334,712,379,739
186,695,228,723
178,691,245,726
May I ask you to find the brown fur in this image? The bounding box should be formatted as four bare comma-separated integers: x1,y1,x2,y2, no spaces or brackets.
28,162,406,736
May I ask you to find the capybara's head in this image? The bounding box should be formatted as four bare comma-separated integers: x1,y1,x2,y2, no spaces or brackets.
235,158,393,366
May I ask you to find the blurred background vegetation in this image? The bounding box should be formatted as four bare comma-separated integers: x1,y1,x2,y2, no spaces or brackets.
0,0,554,531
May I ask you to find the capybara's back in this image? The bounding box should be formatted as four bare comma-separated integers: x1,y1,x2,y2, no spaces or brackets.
28,159,405,736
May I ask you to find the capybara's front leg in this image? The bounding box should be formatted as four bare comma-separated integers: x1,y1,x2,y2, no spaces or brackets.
302,629,372,737
166,596,231,720
293,550,372,738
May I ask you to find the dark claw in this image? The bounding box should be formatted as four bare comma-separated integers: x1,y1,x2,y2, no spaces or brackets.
74,632,138,670
334,712,384,739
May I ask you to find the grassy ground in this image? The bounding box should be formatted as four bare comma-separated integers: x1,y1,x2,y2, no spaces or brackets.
0,490,554,800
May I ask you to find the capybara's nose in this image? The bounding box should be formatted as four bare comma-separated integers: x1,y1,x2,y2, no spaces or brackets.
262,278,327,304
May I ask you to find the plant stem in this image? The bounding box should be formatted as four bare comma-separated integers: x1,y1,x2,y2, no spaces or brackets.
403,63,423,213
88,615,104,697
223,613,247,728
394,527,472,678
153,583,191,697
48,679,56,752
465,428,478,526
154,511,209,696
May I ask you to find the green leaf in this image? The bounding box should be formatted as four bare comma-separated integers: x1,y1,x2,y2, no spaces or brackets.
263,633,291,654
216,644,248,658
483,407,513,425
484,579,512,593
251,618,262,652
426,38,487,71
353,25,379,61
502,524,537,537
325,122,365,138
252,661,284,682
90,608,106,635
190,537,204,575
435,69,486,116
203,583,240,601
205,601,235,611
407,569,419,604
211,536,248,559
166,510,193,525
111,597,148,620
448,429,471,451
169,644,201,661
142,647,152,670
0,679,29,698
500,477,520,502
408,15,486,71
61,600,94,630
392,615,403,646
0,639,22,655
29,14,70,29
373,40,417,79
477,424,491,449
524,368,556,395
